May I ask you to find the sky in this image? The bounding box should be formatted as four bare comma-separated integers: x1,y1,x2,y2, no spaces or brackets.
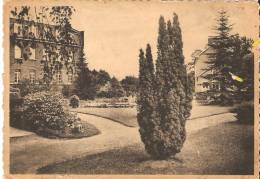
68,1,258,79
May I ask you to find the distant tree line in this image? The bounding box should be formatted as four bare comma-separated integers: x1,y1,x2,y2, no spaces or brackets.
69,54,139,100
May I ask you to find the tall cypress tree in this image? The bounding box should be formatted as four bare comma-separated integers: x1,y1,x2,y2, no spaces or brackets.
154,13,192,158
138,14,192,159
172,13,193,120
137,45,159,157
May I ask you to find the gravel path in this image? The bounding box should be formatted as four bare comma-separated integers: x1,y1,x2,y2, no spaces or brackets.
10,112,236,174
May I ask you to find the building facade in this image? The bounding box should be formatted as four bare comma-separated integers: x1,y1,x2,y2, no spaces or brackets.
194,47,220,93
9,18,84,87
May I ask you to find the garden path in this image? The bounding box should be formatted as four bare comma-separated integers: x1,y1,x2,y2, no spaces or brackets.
10,112,236,174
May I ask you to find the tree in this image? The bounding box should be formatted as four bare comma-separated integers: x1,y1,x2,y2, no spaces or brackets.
138,14,192,159
73,51,91,99
137,45,158,158
205,10,233,92
229,35,253,100
98,70,111,85
121,76,139,97
204,10,253,102
153,13,192,158
109,77,125,98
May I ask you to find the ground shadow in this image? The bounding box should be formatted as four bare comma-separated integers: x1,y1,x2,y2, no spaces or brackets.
37,122,254,175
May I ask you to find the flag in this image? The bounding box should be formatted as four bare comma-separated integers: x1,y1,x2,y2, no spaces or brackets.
229,72,243,82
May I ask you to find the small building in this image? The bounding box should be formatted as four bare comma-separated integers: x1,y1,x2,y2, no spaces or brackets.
9,18,84,88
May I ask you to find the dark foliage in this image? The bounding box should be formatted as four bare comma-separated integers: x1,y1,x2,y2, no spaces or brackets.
121,76,139,97
230,101,254,125
109,77,125,98
137,14,193,159
69,95,80,108
204,10,253,102
137,45,157,158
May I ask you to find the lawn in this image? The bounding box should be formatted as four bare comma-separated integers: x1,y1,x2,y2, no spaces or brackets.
72,107,137,127
37,122,253,174
72,103,232,127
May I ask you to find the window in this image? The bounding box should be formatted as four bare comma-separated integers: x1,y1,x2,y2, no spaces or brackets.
30,24,36,36
29,71,36,84
68,51,73,63
56,72,62,84
14,70,21,84
212,82,220,90
68,72,73,84
42,49,48,61
14,45,22,59
202,82,209,89
14,23,22,36
29,47,36,60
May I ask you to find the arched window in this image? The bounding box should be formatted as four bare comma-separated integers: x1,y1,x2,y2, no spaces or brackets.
14,23,22,36
68,51,73,63
29,47,36,60
30,24,36,37
14,45,22,59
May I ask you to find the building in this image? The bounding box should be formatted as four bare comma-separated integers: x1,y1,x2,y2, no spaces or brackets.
194,46,220,94
9,18,84,88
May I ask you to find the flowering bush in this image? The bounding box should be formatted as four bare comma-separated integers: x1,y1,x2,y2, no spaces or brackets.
23,92,80,131
69,95,80,108
12,79,49,97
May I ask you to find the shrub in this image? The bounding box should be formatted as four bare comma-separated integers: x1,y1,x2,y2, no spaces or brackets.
69,95,80,108
9,87,24,128
12,79,49,97
22,92,79,131
230,101,254,125
196,90,234,106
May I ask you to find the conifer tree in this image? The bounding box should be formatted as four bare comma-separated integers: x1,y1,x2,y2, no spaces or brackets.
154,13,192,158
137,45,159,156
138,14,192,159
205,10,233,92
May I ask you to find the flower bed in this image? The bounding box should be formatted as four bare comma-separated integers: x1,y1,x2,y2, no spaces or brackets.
12,91,100,139
36,121,100,139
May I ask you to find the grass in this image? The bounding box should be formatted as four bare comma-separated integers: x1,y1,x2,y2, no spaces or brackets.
73,107,137,127
72,104,232,127
37,122,253,175
36,121,100,139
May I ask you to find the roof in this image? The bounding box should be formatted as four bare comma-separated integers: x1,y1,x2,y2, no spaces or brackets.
194,46,211,64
